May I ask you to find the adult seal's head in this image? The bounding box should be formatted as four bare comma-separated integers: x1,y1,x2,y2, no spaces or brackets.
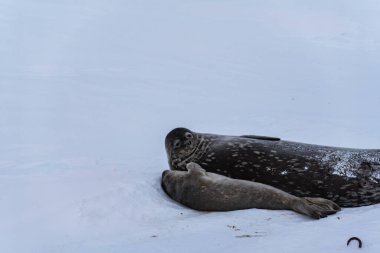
165,128,199,170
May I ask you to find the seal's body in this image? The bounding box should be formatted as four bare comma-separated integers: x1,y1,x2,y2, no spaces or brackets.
165,128,380,207
162,163,340,219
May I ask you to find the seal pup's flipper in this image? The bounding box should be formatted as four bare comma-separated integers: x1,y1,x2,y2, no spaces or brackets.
294,197,341,219
186,162,206,176
240,135,280,141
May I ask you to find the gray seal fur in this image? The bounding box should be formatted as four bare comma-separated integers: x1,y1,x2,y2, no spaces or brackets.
162,162,340,219
165,127,380,207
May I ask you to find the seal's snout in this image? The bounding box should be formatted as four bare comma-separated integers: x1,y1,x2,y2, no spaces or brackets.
162,170,170,179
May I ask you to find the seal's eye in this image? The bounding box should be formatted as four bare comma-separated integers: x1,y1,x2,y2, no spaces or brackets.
185,132,193,139
173,140,181,149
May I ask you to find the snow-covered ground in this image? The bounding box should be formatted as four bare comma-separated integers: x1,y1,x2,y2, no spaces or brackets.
1,0,380,252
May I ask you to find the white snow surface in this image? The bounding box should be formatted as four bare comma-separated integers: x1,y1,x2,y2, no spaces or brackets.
1,0,380,252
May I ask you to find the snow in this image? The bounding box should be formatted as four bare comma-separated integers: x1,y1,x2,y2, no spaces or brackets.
1,0,380,252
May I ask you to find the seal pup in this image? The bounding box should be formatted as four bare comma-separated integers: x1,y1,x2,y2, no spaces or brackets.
165,127,380,207
162,162,340,219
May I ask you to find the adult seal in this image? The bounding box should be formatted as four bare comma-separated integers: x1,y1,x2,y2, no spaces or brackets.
162,162,340,219
165,127,380,207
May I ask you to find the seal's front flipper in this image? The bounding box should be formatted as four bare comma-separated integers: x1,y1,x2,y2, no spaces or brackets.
295,197,341,219
240,135,281,141
186,162,206,176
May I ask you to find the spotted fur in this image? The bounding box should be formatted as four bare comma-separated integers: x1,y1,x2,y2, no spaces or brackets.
165,128,380,207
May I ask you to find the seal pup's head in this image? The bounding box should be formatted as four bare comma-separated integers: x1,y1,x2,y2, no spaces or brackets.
161,163,206,201
165,128,198,169
161,169,184,199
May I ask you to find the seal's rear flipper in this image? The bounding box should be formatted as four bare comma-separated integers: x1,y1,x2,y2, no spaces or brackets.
241,135,281,141
296,197,341,219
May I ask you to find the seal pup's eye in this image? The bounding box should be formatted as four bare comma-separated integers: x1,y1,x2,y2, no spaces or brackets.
185,132,193,139
173,140,181,149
